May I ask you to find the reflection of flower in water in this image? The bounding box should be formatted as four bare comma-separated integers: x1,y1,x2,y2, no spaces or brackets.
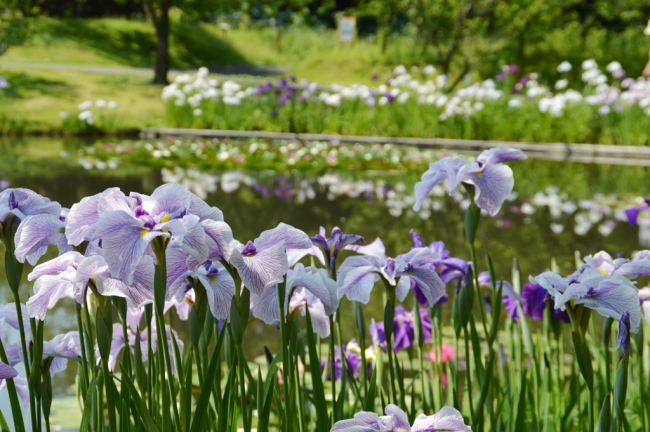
160,168,643,240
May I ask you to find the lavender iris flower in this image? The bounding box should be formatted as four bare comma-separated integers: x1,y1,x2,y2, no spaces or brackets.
413,146,527,216
501,282,547,321
166,246,235,320
409,230,468,305
109,320,183,372
74,254,155,309
477,271,525,319
319,340,367,381
5,330,81,376
0,188,61,227
251,263,337,332
337,248,445,305
26,252,84,320
14,207,72,265
0,361,17,380
330,404,471,432
532,268,642,332
370,305,432,352
311,226,365,271
578,250,650,279
68,184,223,286
230,223,312,295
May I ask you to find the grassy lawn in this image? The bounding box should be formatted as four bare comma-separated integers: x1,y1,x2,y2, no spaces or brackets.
2,17,409,83
0,17,416,133
0,68,165,132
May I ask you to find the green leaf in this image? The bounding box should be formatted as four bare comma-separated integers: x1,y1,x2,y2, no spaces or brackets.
571,332,594,391
79,370,100,432
189,307,201,347
472,352,495,425
120,367,160,432
464,201,480,244
229,296,244,345
364,365,378,412
0,410,10,432
4,250,23,293
305,307,329,431
153,266,165,316
613,356,629,422
515,370,527,430
95,308,111,361
597,392,611,432
191,324,227,432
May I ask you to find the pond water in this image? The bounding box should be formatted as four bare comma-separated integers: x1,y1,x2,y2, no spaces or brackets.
0,137,649,422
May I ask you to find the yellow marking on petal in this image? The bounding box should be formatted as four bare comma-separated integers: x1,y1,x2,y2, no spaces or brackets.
208,276,216,283
140,229,149,238
161,214,171,222
600,268,607,275
56,228,65,234
476,171,483,178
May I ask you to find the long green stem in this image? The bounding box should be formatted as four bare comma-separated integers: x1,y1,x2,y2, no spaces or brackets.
384,288,398,405
328,315,337,418
278,282,292,432
12,290,39,432
0,337,26,432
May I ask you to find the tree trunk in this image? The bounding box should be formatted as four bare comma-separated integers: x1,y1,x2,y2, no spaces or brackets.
153,4,170,85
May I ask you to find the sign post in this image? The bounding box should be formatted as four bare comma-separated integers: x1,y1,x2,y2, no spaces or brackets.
337,16,357,44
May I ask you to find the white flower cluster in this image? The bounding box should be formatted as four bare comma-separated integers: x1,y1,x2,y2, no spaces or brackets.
162,67,252,108
60,99,117,125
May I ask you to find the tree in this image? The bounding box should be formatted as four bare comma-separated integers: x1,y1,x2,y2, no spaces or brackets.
141,0,172,84
0,1,30,57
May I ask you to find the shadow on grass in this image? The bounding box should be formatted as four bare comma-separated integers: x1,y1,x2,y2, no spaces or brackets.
43,19,253,69
0,71,73,99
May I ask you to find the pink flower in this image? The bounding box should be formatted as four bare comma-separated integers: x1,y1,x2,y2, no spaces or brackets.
234,155,245,164
428,344,454,364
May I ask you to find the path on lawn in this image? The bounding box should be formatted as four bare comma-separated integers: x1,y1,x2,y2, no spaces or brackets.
0,61,290,80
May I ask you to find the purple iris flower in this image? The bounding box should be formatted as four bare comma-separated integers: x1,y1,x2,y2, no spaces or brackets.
414,146,527,216
372,73,379,81
503,282,547,321
67,184,223,286
337,248,445,305
531,268,642,332
508,64,520,74
25,252,84,320
251,263,337,332
74,253,155,309
477,271,525,319
409,230,468,305
578,250,650,279
625,200,650,225
271,109,278,117
230,223,312,295
166,246,235,320
14,207,72,265
331,404,471,432
0,361,17,380
311,226,365,271
0,188,61,226
319,340,367,381
278,93,289,106
109,320,183,372
5,330,81,376
0,76,9,89
616,310,631,357
370,305,432,352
